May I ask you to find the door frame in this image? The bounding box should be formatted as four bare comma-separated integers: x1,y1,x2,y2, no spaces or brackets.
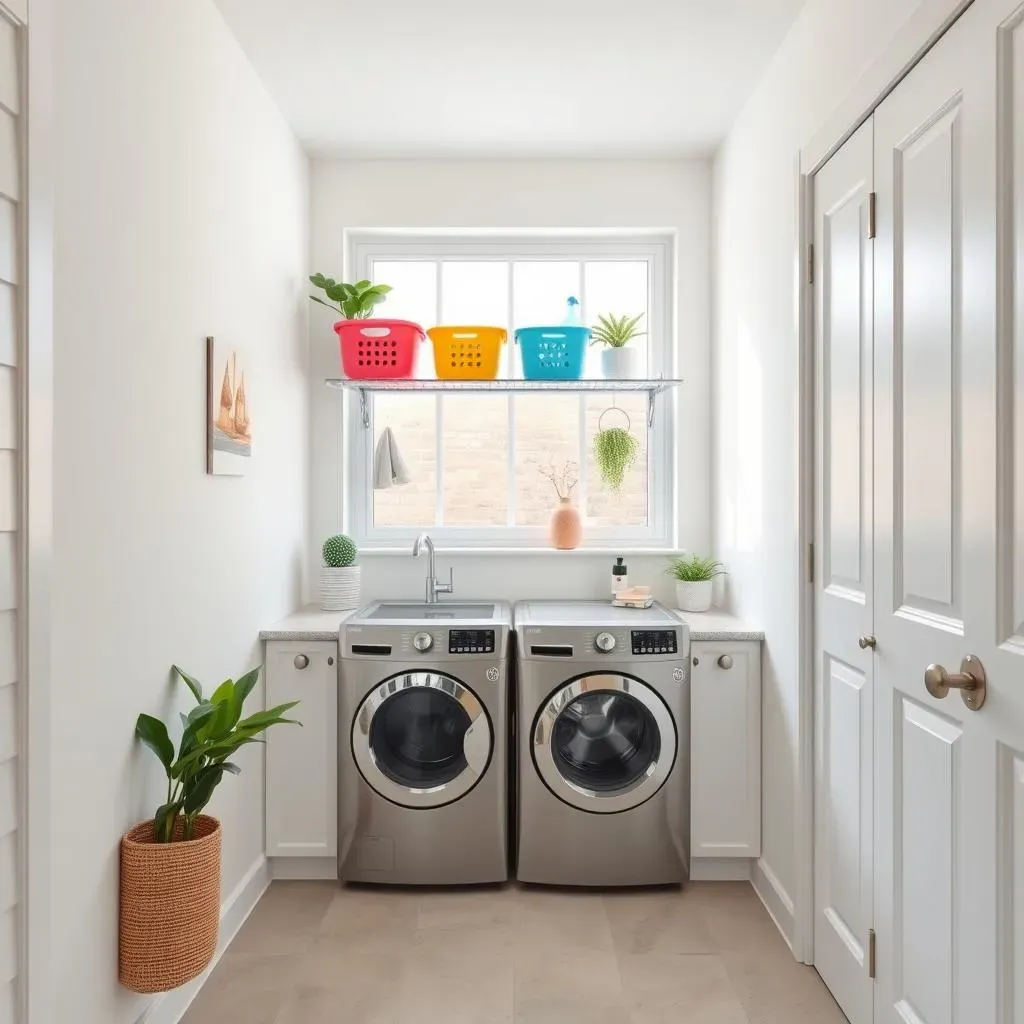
10,0,54,1020
793,0,976,965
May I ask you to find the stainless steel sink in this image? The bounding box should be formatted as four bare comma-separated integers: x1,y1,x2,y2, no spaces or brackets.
366,602,496,621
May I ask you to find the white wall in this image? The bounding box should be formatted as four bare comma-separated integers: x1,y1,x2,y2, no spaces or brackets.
310,159,710,601
712,0,932,938
51,2,308,1020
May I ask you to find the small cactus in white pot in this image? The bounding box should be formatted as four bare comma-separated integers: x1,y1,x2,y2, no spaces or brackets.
665,554,726,613
320,534,361,611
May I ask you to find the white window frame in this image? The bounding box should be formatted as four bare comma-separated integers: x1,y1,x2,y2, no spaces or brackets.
342,231,678,551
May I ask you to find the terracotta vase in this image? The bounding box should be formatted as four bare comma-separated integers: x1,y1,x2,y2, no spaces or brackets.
549,498,582,550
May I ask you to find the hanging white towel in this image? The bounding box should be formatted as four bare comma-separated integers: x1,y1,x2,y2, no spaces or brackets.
373,426,411,489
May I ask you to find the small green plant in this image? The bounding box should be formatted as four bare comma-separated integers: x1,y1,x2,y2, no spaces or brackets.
665,554,727,582
135,667,300,843
323,534,357,567
590,312,646,349
309,275,392,320
593,425,641,491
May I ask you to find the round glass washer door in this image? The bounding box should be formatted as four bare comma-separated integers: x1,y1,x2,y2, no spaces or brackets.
532,673,676,814
352,671,493,809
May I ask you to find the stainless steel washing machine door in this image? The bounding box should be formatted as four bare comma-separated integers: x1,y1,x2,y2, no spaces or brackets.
532,673,676,814
352,670,493,809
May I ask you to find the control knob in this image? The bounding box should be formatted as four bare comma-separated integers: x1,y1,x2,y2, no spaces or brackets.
595,632,616,653
412,631,433,652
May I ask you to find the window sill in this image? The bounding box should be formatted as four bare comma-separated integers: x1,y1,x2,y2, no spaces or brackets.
355,547,681,557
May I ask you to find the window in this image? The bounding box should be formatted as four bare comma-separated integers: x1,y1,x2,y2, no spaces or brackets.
343,233,676,549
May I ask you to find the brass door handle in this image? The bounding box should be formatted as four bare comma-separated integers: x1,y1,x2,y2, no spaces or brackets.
924,655,987,710
858,635,877,650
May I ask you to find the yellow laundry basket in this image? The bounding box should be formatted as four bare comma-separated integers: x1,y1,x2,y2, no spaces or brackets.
427,326,507,380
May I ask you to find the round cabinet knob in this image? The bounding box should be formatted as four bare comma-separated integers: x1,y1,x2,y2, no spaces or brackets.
293,654,309,670
717,654,734,670
858,635,877,650
412,631,433,652
595,632,616,653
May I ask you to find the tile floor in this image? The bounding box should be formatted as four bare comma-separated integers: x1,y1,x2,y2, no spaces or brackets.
182,881,847,1023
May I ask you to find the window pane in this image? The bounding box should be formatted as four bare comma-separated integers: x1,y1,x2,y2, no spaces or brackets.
440,261,511,377
512,261,581,330
369,261,437,327
372,393,437,528
440,261,508,325
513,394,580,526
586,393,648,526
584,261,650,377
441,395,508,526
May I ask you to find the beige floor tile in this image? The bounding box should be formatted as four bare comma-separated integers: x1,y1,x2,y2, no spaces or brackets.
516,888,615,953
401,948,514,1023
228,880,336,956
317,886,419,954
275,979,404,1024
604,889,718,955
694,886,790,953
415,887,520,956
514,947,629,1023
181,952,297,1024
617,952,749,1024
723,947,848,1023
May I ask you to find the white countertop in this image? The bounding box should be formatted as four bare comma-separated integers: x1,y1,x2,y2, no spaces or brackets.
261,604,763,642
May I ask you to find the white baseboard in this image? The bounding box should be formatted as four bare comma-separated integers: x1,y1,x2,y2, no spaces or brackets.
270,856,339,880
689,858,754,882
137,854,270,1024
752,857,795,950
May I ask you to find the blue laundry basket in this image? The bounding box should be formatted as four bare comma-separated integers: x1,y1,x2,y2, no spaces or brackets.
515,325,592,380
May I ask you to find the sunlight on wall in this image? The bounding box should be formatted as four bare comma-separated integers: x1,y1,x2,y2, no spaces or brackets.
735,318,764,552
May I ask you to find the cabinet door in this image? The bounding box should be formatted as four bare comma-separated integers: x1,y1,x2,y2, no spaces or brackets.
690,640,761,858
265,641,338,858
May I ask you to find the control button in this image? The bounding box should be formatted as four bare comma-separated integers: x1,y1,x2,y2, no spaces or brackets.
412,632,433,652
595,632,616,653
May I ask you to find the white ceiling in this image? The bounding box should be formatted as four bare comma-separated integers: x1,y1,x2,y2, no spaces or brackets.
213,0,807,158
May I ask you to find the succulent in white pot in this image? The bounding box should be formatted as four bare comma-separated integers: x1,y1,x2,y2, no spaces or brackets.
320,534,361,611
665,554,726,613
591,312,646,380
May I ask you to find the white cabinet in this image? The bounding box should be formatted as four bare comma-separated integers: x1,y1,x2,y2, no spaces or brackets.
690,640,761,859
265,640,338,858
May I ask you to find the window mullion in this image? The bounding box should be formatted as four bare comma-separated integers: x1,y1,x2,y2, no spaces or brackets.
577,394,588,519
435,393,444,527
506,259,516,527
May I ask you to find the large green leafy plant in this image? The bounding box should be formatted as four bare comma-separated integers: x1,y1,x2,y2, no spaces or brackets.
309,274,393,320
135,666,300,843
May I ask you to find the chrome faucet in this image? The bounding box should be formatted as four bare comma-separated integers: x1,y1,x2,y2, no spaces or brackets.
413,533,453,605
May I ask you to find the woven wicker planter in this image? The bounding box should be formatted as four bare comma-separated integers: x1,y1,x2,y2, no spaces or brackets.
119,815,221,993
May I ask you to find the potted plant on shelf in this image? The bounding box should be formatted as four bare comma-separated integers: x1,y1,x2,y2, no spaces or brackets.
308,274,392,320
666,554,727,613
320,533,361,610
591,312,646,380
540,459,581,550
121,666,299,994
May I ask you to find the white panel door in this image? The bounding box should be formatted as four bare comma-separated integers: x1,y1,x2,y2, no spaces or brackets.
813,115,875,1024
265,642,338,858
873,1,1024,1020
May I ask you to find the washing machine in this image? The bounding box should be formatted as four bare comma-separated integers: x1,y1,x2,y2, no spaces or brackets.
514,600,690,886
338,601,511,885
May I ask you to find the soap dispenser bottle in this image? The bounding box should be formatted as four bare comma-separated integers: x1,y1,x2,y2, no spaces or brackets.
611,556,628,594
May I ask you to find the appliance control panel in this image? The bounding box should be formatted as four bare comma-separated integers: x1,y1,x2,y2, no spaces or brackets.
449,628,496,654
631,629,679,656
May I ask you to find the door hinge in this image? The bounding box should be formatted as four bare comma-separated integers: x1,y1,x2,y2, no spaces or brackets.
807,242,815,284
808,542,814,584
868,192,877,239
868,928,877,979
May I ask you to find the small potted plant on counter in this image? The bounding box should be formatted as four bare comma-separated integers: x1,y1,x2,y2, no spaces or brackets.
121,666,299,993
666,554,727,613
321,533,361,610
591,312,646,380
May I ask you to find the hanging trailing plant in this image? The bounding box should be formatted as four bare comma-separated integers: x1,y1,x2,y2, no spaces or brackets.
593,407,641,491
